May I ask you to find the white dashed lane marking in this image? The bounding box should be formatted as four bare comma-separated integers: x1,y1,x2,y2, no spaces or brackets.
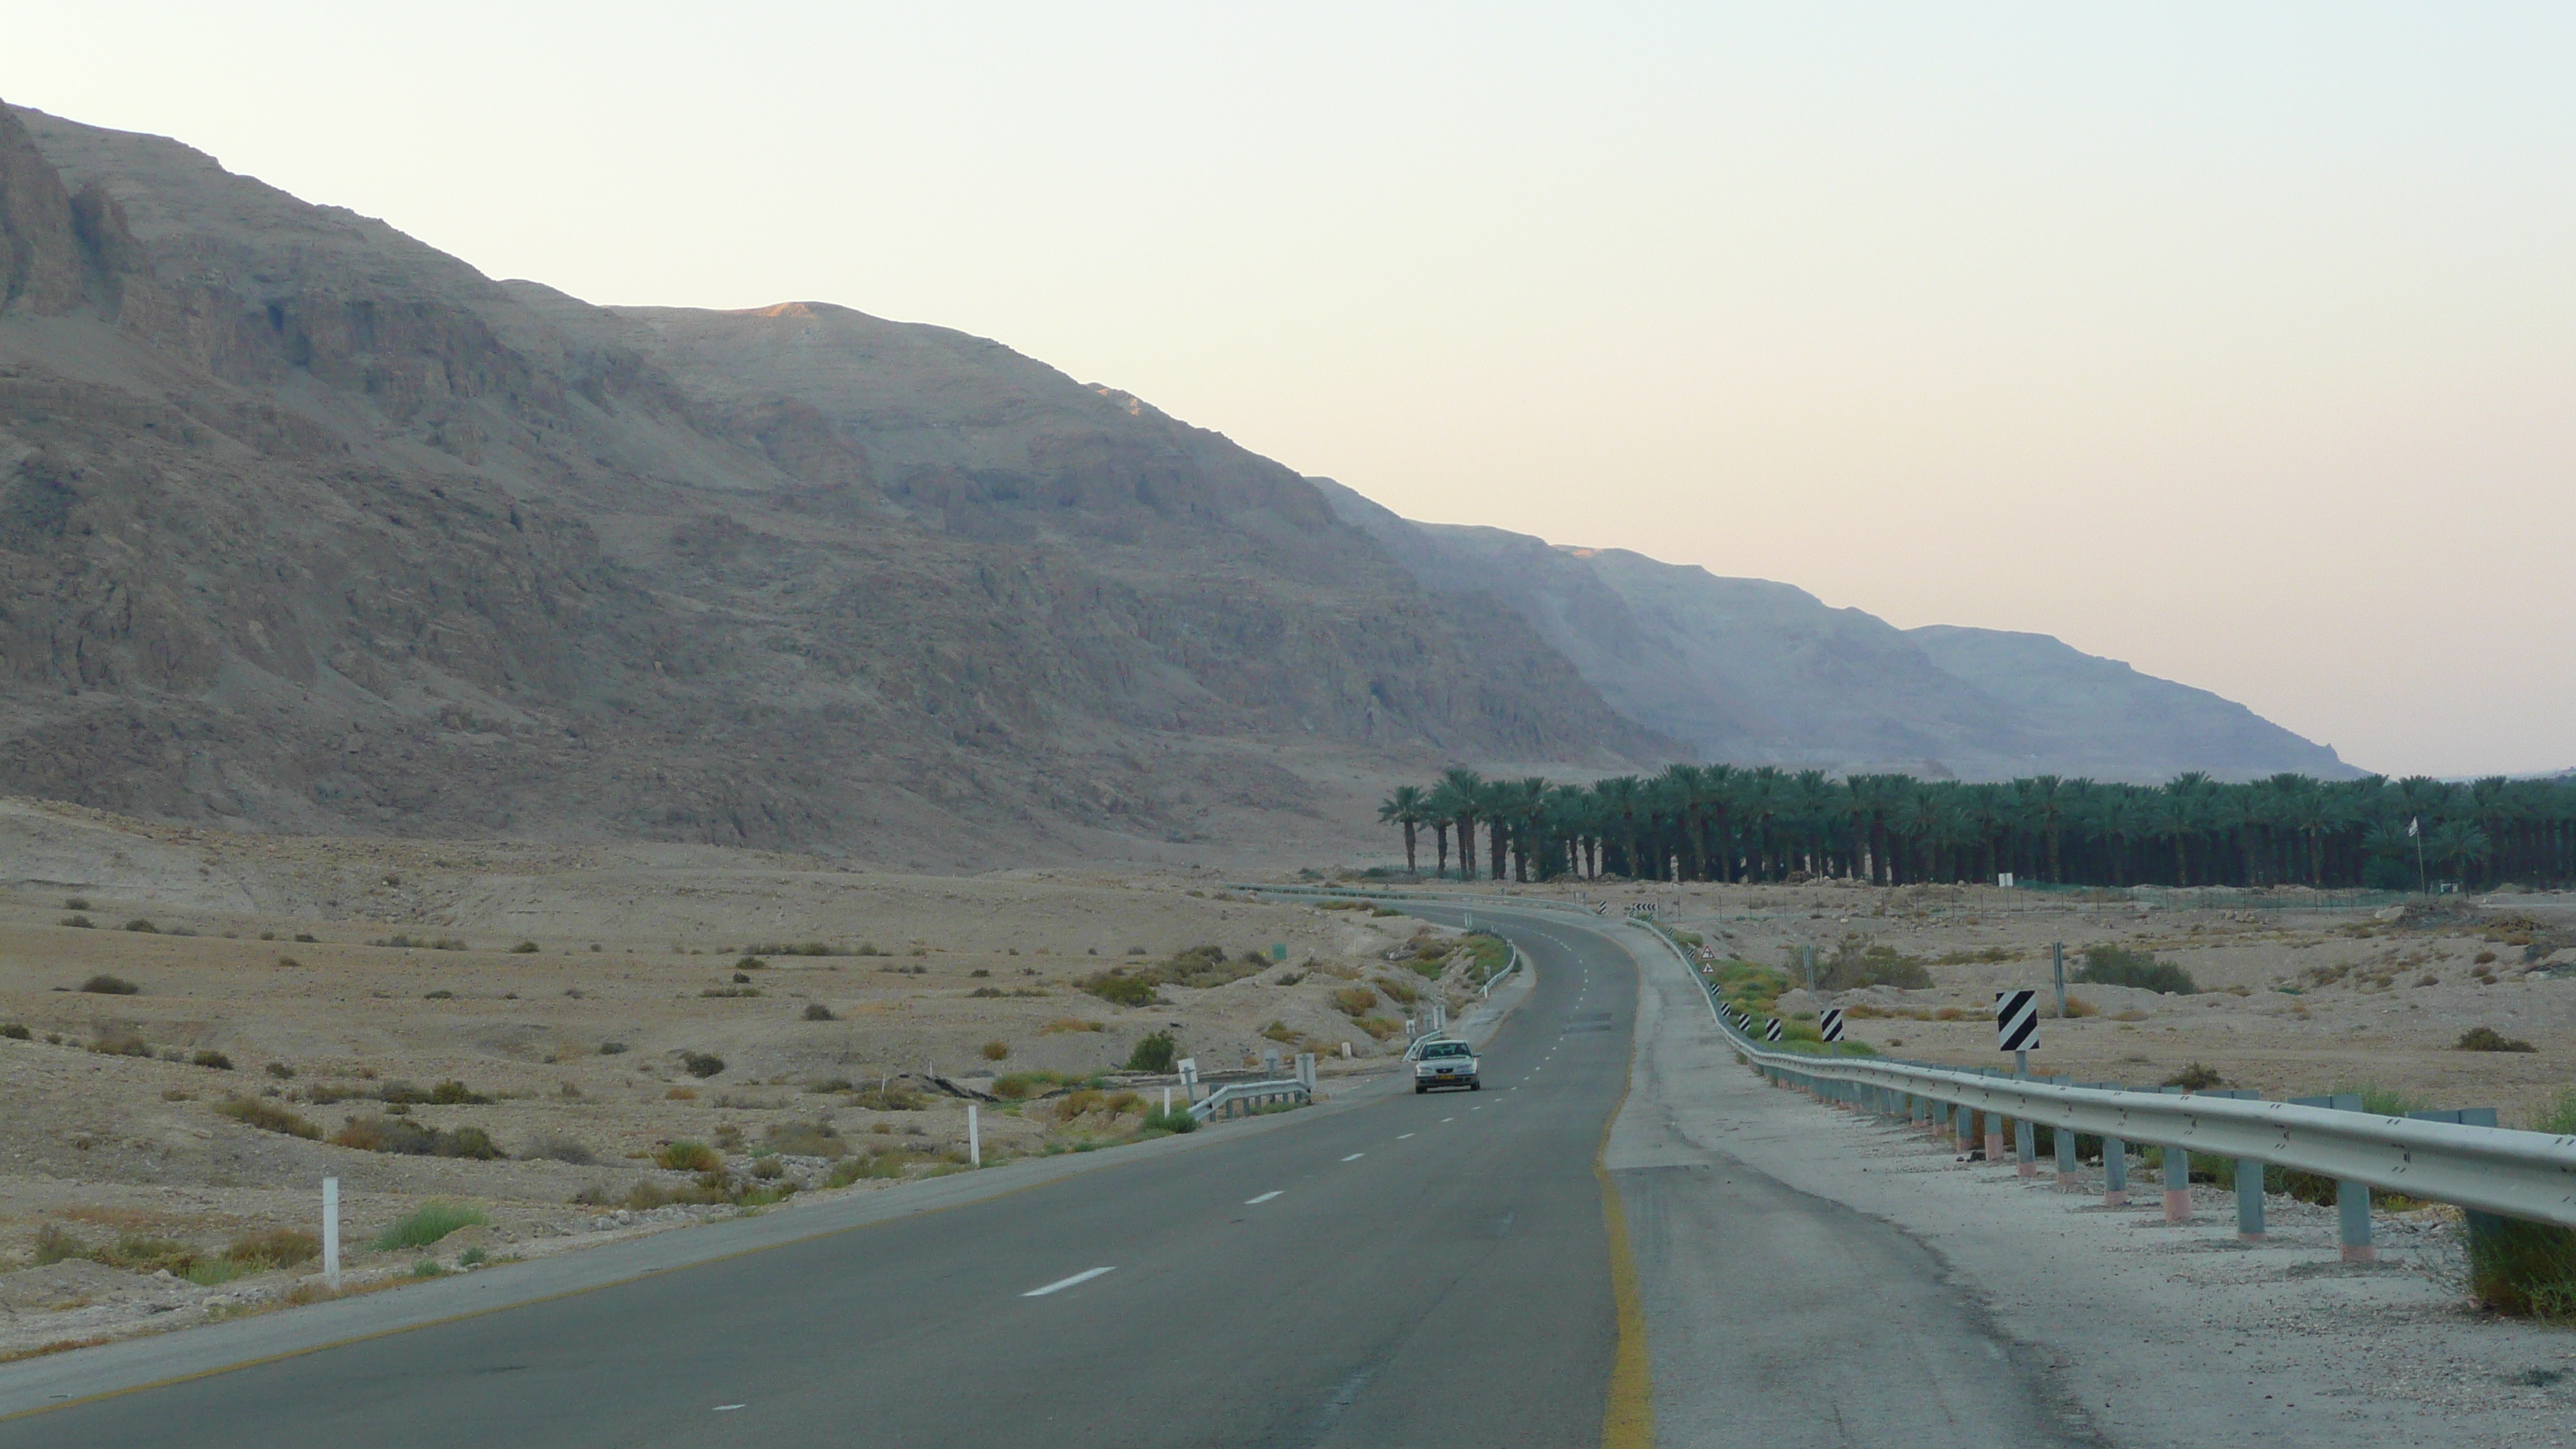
1245,1191,1283,1204
1024,1267,1116,1297
1342,1153,1365,1162
1397,1132,1416,1139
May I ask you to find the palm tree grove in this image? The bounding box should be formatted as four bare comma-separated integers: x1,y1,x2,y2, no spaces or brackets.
1377,766,2575,892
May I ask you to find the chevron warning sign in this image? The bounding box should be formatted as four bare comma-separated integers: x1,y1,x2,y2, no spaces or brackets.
1995,989,2040,1052
1763,1018,1784,1043
1818,1008,1845,1043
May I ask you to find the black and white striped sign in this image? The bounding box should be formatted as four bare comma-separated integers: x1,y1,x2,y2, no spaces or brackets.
1818,1008,1845,1043
1763,1017,1784,1042
1995,990,2039,1051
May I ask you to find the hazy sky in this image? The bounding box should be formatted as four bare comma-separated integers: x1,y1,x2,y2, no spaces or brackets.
11,5,2571,777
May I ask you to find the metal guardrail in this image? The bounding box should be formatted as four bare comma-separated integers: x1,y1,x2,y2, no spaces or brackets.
1189,1078,1312,1122
1626,919,2576,1235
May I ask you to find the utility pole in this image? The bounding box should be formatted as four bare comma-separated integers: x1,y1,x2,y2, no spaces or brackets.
2051,941,2066,1020
1802,944,1816,994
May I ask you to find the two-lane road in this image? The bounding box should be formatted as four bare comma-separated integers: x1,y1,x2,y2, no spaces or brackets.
4,909,1643,1449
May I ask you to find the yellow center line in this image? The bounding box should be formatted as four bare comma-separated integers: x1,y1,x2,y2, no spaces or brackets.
1595,1005,1653,1449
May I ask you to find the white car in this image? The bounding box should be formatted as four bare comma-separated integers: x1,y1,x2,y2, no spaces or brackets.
1412,1038,1480,1093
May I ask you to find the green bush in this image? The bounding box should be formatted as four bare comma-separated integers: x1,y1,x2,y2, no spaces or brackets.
802,1002,837,1021
1081,971,1161,1007
519,1132,596,1164
2076,945,2197,995
80,974,140,995
1124,1031,1177,1074
373,1203,487,1252
509,940,541,953
2457,1026,2537,1053
1139,1105,1198,1135
763,1120,847,1159
682,1051,726,1077
2162,1063,2224,1090
2472,1217,2576,1319
0,1023,29,1040
192,1050,235,1070
122,919,158,933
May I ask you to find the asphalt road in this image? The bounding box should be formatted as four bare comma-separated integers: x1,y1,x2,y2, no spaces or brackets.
2,909,1639,1449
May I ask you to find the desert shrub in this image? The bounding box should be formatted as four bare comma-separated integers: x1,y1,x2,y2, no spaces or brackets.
2457,1026,2537,1053
807,1077,855,1094
2054,995,2099,1019
378,1080,492,1105
665,1086,698,1101
802,1002,837,1021
682,1051,726,1078
968,986,1004,999
225,1228,320,1269
264,1061,296,1078
333,1115,502,1159
1812,936,1935,992
1153,944,1268,991
980,1040,1010,1061
701,985,760,998
1358,1015,1405,1041
2076,945,2198,995
764,1120,848,1159
0,1023,29,1040
87,1025,152,1057
598,1041,629,1055
216,1096,322,1139
1139,1105,1197,1136
655,1140,723,1172
192,1050,235,1070
422,989,455,1000
60,914,91,928
293,933,317,944
122,919,158,933
31,1223,87,1265
2533,1090,2576,1136
1124,1031,1178,1074
2472,1218,2576,1319
64,896,88,910
510,940,541,953
735,956,769,971
1040,1017,1105,1034
1373,977,1421,1006
1331,986,1379,1017
1260,1020,1298,1043
80,974,139,995
519,1132,598,1164
2162,1063,2224,1090
851,1083,927,1112
372,1202,488,1252
1081,971,1161,1007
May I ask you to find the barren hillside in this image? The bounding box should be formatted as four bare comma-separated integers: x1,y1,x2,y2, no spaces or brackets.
0,101,1668,865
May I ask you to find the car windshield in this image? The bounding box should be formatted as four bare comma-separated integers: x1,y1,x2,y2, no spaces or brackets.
1422,1042,1471,1058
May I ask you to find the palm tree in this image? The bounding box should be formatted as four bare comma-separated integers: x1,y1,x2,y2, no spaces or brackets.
1377,785,1428,876
1427,769,1478,880
2427,820,2492,886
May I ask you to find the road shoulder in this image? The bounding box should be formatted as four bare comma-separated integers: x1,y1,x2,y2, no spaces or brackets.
1609,922,2571,1449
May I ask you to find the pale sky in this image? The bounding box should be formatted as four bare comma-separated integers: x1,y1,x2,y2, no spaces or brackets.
10,4,2571,777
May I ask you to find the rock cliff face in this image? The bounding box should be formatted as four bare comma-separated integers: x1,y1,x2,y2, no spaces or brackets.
0,102,1670,863
1314,480,2356,783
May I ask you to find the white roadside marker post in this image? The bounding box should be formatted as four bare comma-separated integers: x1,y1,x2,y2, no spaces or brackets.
968,1103,981,1167
322,1177,341,1289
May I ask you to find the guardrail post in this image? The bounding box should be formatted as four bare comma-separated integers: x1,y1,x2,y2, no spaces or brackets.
2015,1115,2037,1177
2050,1077,2078,1187
2293,1094,2372,1261
2155,1087,2194,1222
1984,1109,2005,1165
2163,1142,2192,1222
2102,1133,2128,1205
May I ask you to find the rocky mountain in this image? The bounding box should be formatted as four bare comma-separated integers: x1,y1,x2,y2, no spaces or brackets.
0,101,1670,865
1313,480,2357,783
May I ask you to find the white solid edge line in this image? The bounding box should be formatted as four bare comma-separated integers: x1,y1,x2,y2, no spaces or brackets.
1397,1132,1416,1139
714,1404,747,1412
1245,1190,1283,1204
1023,1266,1117,1297
1341,1153,1365,1162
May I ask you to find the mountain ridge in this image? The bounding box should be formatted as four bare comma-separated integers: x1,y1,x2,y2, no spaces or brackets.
1310,479,2356,783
